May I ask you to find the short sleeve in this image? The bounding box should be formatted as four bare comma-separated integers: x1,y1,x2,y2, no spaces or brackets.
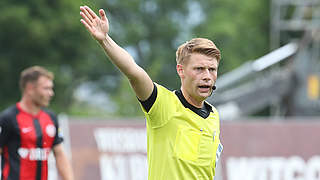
46,111,64,146
53,124,64,146
139,83,157,112
140,83,174,128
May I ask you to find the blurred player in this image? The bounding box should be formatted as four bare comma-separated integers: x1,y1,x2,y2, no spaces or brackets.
80,6,223,179
0,66,74,180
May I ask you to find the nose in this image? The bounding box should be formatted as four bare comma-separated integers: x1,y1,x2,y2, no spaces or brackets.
49,89,54,97
203,69,211,81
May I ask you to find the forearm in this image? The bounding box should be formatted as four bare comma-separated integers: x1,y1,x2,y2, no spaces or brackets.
99,35,141,80
99,35,154,100
54,145,74,180
56,155,73,180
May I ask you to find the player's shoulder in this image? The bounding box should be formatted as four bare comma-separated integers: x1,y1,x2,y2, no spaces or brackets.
41,108,56,116
41,108,58,121
0,105,18,120
0,105,19,127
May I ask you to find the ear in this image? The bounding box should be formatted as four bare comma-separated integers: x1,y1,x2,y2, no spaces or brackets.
24,82,35,94
176,64,184,78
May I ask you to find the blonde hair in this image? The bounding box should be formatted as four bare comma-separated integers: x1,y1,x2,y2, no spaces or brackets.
176,38,221,64
20,66,54,91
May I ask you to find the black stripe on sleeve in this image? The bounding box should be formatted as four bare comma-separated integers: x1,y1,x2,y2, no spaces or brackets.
139,83,157,113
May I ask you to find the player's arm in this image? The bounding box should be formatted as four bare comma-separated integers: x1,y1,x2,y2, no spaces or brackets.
53,144,74,180
80,6,153,101
0,114,10,155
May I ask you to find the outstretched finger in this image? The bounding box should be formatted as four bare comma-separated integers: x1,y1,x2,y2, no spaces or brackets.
80,11,92,27
80,19,93,33
80,6,93,23
85,6,99,20
99,9,107,21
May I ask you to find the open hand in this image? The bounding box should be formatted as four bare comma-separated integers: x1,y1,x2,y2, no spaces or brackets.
80,6,109,42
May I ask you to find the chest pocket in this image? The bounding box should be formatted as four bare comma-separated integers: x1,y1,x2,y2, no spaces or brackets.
174,127,215,166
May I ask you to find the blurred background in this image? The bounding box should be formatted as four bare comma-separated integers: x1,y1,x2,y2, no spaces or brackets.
1,0,319,179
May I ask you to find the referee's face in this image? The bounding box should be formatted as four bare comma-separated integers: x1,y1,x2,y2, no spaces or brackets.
179,53,218,106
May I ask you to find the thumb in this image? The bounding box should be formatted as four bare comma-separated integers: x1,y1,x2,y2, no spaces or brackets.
99,9,107,21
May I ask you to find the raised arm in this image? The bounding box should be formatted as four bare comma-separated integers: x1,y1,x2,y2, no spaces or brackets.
80,6,154,101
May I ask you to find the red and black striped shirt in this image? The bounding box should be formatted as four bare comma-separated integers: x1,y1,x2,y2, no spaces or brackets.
0,103,63,180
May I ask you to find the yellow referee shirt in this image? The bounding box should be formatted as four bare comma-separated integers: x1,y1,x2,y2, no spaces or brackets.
141,84,223,180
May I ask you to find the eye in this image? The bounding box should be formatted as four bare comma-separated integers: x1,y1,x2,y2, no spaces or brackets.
209,68,216,72
195,67,204,71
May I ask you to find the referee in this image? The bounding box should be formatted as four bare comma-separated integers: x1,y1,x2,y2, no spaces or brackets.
80,5,223,180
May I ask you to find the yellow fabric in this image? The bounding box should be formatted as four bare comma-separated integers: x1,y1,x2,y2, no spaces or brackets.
140,84,222,180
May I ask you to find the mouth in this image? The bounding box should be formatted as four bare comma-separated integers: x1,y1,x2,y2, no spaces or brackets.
198,85,211,92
